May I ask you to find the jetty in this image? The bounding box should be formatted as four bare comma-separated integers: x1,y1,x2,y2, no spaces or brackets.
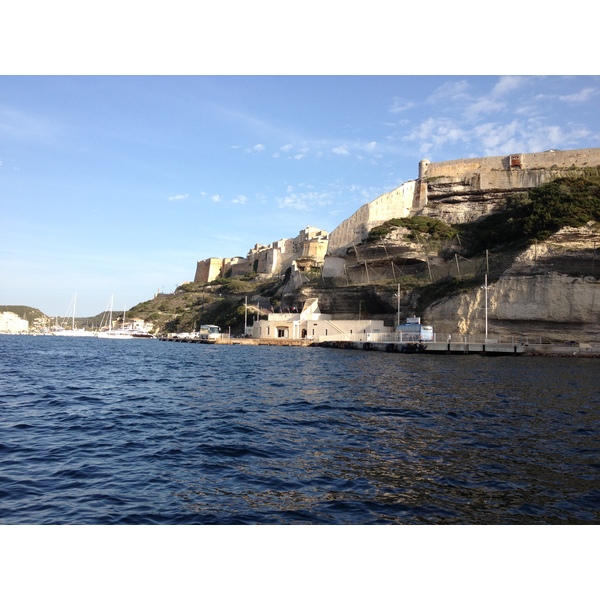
318,339,525,355
158,336,312,347
157,335,600,356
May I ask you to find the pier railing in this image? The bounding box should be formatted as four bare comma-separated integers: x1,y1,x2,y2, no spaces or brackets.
316,332,534,345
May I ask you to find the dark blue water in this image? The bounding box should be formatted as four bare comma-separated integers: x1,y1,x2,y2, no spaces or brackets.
1,335,599,524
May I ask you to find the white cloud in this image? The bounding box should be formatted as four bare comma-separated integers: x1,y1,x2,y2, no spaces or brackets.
253,143,265,152
492,76,525,97
472,118,591,155
280,144,293,152
168,193,189,202
473,121,520,154
276,190,333,211
464,97,507,119
277,195,309,210
403,117,468,154
332,145,350,156
245,143,266,154
559,87,598,103
211,194,222,202
390,97,416,113
427,80,470,104
232,195,248,204
275,181,384,214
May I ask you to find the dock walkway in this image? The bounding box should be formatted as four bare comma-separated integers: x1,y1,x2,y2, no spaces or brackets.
157,336,600,356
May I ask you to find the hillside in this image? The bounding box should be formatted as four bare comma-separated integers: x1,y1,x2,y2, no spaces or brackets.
126,175,600,341
0,306,47,327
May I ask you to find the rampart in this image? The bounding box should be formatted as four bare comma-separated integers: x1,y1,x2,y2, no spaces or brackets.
326,148,600,259
327,181,416,256
194,258,223,284
194,226,328,284
422,148,600,180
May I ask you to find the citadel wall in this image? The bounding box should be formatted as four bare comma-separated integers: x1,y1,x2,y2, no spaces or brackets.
326,181,416,256
195,148,600,284
194,227,329,283
422,148,600,180
194,258,223,284
323,147,600,277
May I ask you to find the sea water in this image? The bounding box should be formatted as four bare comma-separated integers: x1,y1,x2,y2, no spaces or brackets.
1,334,599,524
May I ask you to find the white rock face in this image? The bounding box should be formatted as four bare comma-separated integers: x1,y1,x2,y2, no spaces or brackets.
424,272,600,339
494,273,600,322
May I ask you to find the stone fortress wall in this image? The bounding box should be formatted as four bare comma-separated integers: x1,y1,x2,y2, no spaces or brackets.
326,181,416,256
422,147,600,180
195,148,600,283
194,226,328,284
326,148,600,257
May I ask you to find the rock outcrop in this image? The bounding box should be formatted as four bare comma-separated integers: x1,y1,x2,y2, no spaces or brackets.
423,227,600,342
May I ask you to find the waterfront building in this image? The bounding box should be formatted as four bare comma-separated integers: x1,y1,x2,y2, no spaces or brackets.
0,311,29,333
251,298,391,341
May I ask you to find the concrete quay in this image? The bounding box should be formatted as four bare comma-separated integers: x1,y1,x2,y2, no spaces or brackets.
158,336,312,347
158,336,600,356
318,340,600,357
318,340,525,355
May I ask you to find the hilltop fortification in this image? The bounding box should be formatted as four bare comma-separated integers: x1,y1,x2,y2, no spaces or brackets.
194,148,600,285
325,148,600,259
194,226,328,284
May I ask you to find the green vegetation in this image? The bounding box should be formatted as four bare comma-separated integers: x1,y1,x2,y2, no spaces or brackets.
365,216,457,243
124,174,600,334
414,277,474,314
126,275,283,334
458,176,600,255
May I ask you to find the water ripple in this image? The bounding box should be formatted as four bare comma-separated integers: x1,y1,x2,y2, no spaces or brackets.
0,336,599,524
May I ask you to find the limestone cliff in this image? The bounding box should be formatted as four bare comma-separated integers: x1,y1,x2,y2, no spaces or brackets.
422,227,600,342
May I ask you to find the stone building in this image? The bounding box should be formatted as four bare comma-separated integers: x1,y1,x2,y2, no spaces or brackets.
0,311,29,333
194,257,224,284
194,226,329,284
251,298,391,341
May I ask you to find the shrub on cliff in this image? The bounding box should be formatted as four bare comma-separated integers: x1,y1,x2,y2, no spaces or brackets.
365,217,456,243
459,176,600,254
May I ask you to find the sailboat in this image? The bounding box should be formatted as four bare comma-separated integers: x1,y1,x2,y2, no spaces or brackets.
51,293,95,337
97,296,152,339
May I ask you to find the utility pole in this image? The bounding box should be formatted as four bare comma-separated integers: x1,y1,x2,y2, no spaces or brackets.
396,283,401,328
483,273,489,341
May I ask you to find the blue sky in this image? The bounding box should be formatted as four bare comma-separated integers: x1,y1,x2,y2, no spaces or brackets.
1,75,599,316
